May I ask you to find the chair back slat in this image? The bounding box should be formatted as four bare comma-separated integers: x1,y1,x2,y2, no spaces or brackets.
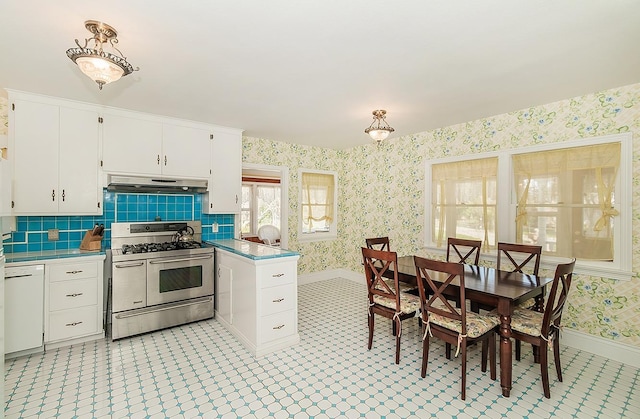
541,259,576,335
365,236,390,252
447,238,482,265
362,247,400,308
414,256,466,332
497,242,542,276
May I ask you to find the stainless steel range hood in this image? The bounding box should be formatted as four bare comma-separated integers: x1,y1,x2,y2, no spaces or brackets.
107,175,208,194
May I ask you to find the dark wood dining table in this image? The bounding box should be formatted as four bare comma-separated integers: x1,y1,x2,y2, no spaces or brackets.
388,255,554,397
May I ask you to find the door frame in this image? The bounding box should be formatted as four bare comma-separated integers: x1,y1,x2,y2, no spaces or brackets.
241,162,289,249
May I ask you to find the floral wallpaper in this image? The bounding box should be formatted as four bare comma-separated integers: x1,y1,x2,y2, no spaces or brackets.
0,96,8,136
244,82,640,348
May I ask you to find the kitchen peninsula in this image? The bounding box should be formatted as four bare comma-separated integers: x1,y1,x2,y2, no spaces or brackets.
210,239,300,357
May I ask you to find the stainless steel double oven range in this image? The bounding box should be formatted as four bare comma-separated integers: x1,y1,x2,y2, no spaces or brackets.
110,221,214,340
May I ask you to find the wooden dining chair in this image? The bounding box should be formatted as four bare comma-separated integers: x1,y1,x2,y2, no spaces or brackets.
508,259,576,398
362,247,421,364
446,237,482,265
446,237,482,319
365,236,390,252
497,242,543,359
413,256,498,400
365,237,416,293
497,242,542,277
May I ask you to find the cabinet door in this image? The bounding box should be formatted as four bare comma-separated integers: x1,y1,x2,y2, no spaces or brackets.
203,130,242,214
12,99,59,214
102,113,163,176
217,259,233,324
59,107,101,214
162,123,211,178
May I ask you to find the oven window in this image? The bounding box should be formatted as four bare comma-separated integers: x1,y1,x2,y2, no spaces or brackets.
159,266,203,293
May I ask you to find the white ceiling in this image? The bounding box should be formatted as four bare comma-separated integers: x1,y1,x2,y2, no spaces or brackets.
1,1,639,150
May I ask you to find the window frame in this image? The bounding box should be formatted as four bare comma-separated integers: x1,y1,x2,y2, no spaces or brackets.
241,181,281,236
424,133,632,281
298,168,338,242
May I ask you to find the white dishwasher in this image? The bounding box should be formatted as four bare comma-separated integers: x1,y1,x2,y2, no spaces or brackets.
5,264,45,356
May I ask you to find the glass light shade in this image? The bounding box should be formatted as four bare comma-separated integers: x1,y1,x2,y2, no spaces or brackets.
368,129,391,141
76,56,125,86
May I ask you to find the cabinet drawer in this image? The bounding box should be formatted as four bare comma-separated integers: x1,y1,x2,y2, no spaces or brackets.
49,261,98,282
261,285,295,317
260,262,296,288
50,279,97,311
260,310,296,344
48,306,99,342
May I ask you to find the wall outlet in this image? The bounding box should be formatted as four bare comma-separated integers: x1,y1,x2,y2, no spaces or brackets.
212,223,219,233
48,229,59,241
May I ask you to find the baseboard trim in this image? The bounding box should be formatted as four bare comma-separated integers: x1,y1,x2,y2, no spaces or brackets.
561,328,640,368
298,268,362,285
297,269,640,368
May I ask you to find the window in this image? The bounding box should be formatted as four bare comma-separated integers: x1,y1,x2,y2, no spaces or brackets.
432,157,497,252
241,181,281,235
425,133,631,280
299,169,337,240
513,143,620,260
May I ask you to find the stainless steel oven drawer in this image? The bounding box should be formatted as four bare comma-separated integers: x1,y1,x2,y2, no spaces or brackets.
112,260,147,312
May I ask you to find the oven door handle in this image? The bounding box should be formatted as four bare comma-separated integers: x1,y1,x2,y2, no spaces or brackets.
114,261,145,268
114,297,213,319
148,254,213,264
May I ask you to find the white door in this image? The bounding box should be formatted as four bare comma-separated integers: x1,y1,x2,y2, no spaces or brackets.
162,123,211,178
102,112,163,176
12,99,59,214
58,107,101,214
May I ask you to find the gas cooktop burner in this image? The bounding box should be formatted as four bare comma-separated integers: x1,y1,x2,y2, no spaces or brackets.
122,241,204,254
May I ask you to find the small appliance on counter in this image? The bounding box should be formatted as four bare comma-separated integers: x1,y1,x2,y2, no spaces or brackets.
109,220,214,340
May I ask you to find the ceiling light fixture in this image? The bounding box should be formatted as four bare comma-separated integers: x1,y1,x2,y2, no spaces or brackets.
364,109,395,144
66,20,138,90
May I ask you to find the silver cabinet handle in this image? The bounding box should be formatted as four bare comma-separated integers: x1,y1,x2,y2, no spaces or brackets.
149,255,213,264
133,300,143,304
66,270,83,274
115,261,145,268
65,322,83,327
66,293,83,297
272,298,284,303
272,273,285,277
273,324,285,330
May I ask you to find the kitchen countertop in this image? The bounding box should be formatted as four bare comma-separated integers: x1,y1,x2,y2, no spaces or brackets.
208,239,299,260
5,249,106,265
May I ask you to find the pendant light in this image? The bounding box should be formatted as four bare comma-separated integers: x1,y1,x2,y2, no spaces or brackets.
66,20,138,90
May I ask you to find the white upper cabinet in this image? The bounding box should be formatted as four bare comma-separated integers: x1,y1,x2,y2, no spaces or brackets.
0,155,11,216
102,110,212,179
101,112,163,176
9,93,101,215
203,129,243,214
162,123,212,178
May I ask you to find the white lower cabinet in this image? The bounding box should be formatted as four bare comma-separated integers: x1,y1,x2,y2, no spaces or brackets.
215,248,299,357
44,256,105,347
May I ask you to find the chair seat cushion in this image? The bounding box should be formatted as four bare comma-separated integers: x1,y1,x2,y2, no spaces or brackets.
510,307,544,336
382,278,418,293
373,292,421,315
516,298,536,310
428,310,500,339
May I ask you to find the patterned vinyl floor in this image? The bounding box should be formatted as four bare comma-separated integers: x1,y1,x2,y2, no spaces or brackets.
4,278,639,418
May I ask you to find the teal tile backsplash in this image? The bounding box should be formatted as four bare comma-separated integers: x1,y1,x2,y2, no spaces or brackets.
2,190,235,253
